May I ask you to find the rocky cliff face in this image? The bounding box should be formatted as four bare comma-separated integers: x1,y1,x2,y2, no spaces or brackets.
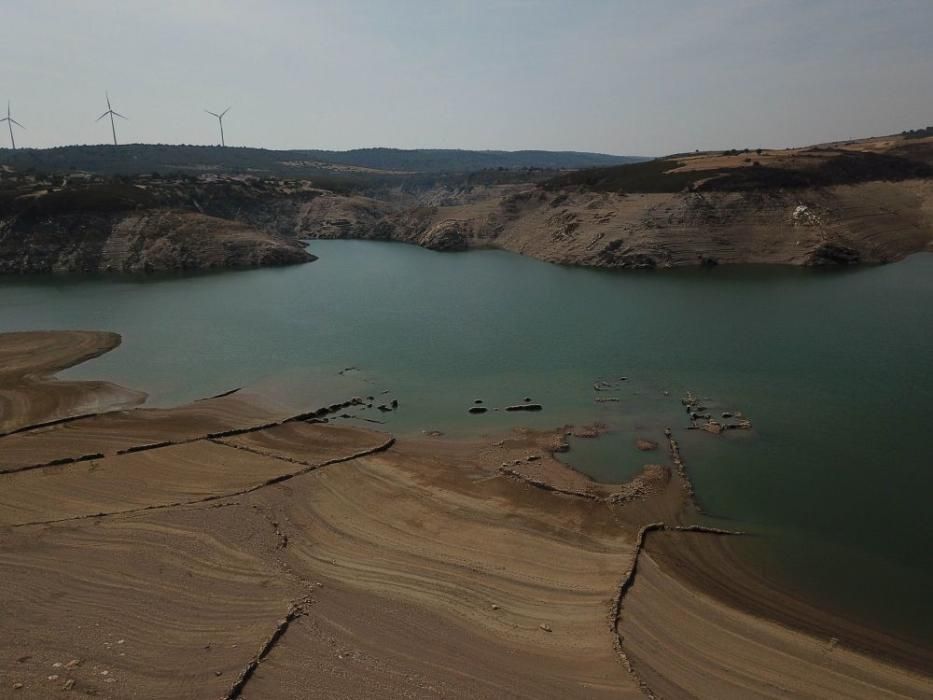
295,180,933,268
0,208,314,274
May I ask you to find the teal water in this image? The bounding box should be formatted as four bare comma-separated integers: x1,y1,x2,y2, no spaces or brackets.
1,240,931,645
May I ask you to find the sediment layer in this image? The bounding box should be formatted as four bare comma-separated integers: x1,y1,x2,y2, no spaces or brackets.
0,331,929,698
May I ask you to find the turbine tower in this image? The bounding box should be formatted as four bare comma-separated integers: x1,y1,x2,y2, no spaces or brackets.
1,101,25,151
205,107,231,147
97,92,127,146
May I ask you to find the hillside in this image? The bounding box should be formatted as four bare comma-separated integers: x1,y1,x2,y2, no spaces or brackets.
0,144,644,178
0,177,313,273
3,132,932,274
300,133,933,267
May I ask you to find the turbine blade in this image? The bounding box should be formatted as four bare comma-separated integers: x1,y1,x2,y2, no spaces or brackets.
96,112,110,122
206,110,220,118
220,107,231,117
106,92,112,109
10,119,25,129
112,111,128,120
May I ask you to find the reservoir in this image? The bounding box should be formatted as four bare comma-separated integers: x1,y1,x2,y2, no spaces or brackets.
1,240,931,647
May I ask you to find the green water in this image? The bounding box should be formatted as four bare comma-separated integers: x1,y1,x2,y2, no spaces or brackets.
1,240,931,646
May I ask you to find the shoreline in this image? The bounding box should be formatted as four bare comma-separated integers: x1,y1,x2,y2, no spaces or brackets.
643,528,933,677
0,330,929,697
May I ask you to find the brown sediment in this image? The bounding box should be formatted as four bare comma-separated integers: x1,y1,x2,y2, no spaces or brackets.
221,596,315,700
0,330,146,435
642,528,933,678
0,330,929,699
607,522,745,698
0,395,367,475
619,545,932,698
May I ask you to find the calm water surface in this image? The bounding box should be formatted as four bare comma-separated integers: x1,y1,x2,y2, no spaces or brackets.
1,240,931,645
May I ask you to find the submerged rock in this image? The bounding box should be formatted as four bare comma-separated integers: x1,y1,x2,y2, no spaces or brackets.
506,403,543,412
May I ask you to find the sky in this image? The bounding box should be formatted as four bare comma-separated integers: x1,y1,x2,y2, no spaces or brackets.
2,1,932,156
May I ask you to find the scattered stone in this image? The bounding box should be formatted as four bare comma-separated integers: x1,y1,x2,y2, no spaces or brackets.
539,623,552,632
572,425,600,438
527,455,540,461
116,639,125,645
215,671,223,677
635,439,658,451
64,660,81,669
721,411,733,418
702,420,724,435
491,604,500,610
12,682,23,690
618,376,628,381
474,399,483,404
48,675,59,681
52,662,63,668
594,397,620,402
62,679,75,691
523,397,532,402
505,403,542,412
468,406,488,414
390,399,398,408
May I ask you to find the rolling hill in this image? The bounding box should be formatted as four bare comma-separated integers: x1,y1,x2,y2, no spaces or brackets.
0,144,645,177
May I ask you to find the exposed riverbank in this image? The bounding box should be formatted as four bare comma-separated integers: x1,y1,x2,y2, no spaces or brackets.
0,331,929,698
3,240,933,651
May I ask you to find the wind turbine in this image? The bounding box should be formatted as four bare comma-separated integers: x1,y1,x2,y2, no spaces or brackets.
97,92,127,146
205,107,231,147
1,101,25,150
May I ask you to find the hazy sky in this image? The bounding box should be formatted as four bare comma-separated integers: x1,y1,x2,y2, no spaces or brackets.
3,1,932,155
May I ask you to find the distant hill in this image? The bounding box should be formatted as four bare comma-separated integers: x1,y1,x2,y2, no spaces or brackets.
0,144,645,177
542,136,933,194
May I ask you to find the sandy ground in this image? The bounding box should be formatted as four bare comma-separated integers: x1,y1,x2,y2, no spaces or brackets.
0,331,145,435
1,331,930,698
620,551,930,699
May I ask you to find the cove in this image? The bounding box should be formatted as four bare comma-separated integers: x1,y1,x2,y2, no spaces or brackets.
1,240,931,647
